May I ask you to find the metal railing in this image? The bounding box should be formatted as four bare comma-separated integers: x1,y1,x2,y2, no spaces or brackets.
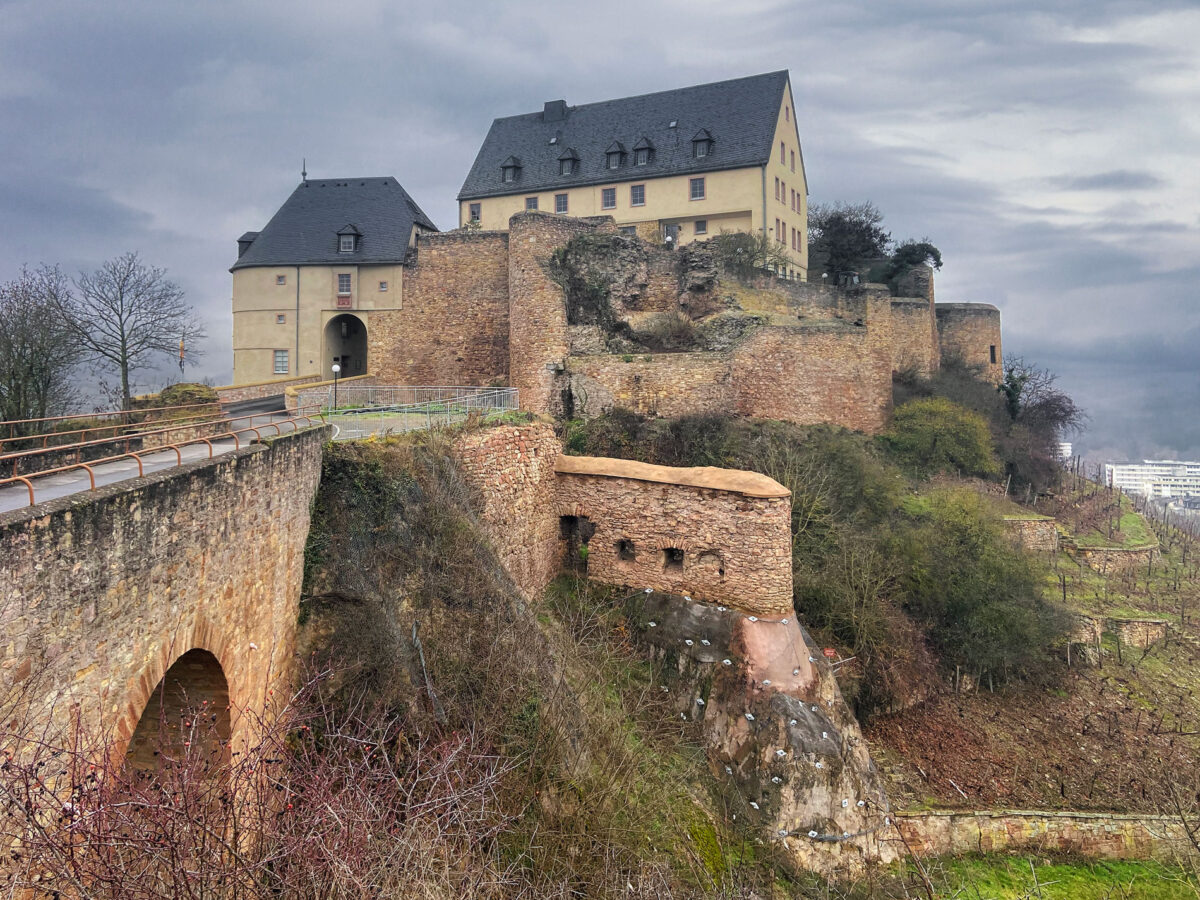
324,386,519,440
0,413,324,508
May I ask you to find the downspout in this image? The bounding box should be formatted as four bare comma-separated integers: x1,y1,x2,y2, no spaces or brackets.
294,266,301,375
760,165,768,240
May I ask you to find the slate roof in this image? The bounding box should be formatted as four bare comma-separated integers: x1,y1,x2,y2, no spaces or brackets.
231,177,437,271
458,71,791,201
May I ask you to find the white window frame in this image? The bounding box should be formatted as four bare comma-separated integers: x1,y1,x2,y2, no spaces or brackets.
689,177,705,201
555,193,568,214
502,167,517,183
339,235,355,253
634,148,649,166
693,141,708,158
559,159,574,176
630,184,645,207
525,196,538,211
337,273,352,296
273,350,289,375
469,202,481,222
607,152,621,170
601,188,616,209
694,219,707,235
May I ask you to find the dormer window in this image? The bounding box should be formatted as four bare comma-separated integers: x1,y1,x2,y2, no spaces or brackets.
500,155,522,183
557,147,579,176
692,129,713,159
632,137,654,166
336,224,361,253
604,141,625,170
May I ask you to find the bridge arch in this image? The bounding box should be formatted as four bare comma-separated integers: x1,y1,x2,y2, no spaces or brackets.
125,647,232,772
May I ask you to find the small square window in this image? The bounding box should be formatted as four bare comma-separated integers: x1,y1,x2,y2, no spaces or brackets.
273,350,289,375
634,148,649,166
276,314,286,324
469,202,481,222
663,547,684,570
630,184,645,207
695,219,707,235
601,187,616,209
689,177,705,200
378,281,388,292
276,274,286,286
555,193,568,214
339,235,355,253
525,196,538,211
337,273,351,295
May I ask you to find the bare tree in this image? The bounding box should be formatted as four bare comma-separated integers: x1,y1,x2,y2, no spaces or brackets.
0,265,81,432
57,252,206,409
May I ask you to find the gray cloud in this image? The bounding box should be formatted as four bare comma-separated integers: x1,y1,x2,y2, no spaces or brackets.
1049,170,1166,191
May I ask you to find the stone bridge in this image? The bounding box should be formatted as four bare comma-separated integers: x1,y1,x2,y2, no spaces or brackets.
0,426,327,764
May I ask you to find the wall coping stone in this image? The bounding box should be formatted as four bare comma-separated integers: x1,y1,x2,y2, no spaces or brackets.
895,808,1180,823
0,424,331,530
555,454,790,498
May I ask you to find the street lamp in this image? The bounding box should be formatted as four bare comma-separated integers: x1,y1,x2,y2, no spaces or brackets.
331,363,341,410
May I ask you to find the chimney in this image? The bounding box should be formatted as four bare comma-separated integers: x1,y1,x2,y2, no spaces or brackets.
543,99,567,122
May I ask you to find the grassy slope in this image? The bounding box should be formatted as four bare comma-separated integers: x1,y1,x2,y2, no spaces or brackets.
865,479,1200,814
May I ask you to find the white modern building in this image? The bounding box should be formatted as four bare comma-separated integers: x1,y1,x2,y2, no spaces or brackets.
1104,460,1200,500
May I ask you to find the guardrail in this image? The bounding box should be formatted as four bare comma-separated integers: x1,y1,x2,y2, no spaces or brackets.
0,402,221,440
0,414,325,508
0,406,223,452
324,387,518,440
1,405,323,478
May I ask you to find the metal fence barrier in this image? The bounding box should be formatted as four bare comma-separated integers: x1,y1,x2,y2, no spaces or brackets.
324,386,519,441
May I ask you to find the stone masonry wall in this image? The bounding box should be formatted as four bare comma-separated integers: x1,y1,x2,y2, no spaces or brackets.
1003,517,1059,552
731,293,893,434
371,231,510,386
217,374,322,404
563,352,732,419
555,456,794,616
0,426,327,752
896,809,1194,861
451,423,562,602
1072,544,1158,574
890,298,940,378
937,303,1002,382
508,212,614,414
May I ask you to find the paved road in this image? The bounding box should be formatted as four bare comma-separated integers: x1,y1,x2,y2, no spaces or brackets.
0,413,308,515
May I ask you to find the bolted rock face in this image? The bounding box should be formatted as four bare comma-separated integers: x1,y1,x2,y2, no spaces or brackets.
0,427,327,755
631,593,897,876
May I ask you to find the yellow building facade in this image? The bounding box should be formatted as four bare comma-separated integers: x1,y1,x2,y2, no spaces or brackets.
458,71,808,279
229,177,435,385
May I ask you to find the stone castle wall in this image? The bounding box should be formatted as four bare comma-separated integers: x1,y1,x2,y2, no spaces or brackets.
216,374,322,405
890,298,940,377
0,426,327,751
371,230,511,386
451,423,562,602
555,456,794,616
450,423,794,617
564,352,732,419
731,296,893,433
508,213,611,415
937,303,1003,382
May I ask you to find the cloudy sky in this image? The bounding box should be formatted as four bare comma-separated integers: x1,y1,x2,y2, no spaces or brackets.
2,0,1197,462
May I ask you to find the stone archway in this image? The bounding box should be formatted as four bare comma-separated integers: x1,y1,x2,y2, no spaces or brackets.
125,649,231,772
324,313,368,378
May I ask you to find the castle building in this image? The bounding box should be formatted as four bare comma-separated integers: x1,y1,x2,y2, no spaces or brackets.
229,177,436,385
457,71,809,279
